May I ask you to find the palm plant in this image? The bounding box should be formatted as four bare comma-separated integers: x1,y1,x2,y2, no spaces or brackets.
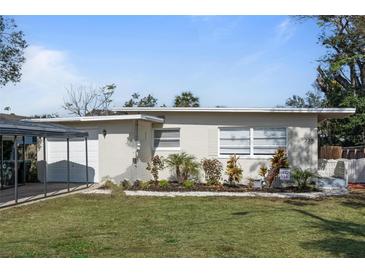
173,91,200,107
292,167,319,191
165,152,200,183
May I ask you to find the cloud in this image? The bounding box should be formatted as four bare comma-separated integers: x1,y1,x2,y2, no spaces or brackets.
0,45,86,116
275,18,296,44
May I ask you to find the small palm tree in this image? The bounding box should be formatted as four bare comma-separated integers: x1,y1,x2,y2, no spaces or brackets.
292,167,319,190
165,152,199,183
173,91,200,107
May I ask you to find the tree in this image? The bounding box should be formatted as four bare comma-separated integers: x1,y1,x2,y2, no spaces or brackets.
173,91,200,107
287,16,365,146
0,16,27,86
285,91,325,108
63,84,116,116
123,93,158,107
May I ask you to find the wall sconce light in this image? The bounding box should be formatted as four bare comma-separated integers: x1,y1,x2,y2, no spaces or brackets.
102,129,107,138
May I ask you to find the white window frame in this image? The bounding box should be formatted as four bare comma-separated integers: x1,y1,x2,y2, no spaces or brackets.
153,128,181,151
218,127,287,159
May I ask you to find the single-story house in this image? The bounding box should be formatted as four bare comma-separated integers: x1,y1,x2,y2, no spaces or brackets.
31,107,355,184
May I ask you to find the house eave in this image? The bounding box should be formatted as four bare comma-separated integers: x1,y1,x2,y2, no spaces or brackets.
28,114,165,124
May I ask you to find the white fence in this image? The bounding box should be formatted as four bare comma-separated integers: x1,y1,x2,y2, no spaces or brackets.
318,159,365,183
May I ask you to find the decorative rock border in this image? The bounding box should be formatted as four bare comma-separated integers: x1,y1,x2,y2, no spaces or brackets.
124,189,348,199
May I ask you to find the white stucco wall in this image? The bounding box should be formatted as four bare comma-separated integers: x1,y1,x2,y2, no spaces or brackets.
146,112,318,181
38,111,318,183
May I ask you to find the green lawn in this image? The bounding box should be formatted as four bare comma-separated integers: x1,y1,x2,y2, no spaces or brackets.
0,189,364,257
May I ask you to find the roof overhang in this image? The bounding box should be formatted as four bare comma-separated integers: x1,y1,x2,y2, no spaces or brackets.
114,107,356,122
0,120,88,138
29,114,165,124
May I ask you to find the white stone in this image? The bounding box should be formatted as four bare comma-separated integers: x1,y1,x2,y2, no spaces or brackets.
124,189,348,199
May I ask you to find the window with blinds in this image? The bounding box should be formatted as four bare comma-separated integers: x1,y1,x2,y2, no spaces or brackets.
153,129,180,149
219,128,250,156
253,128,286,155
219,127,286,157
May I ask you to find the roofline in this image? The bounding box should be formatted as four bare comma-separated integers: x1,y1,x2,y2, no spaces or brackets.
114,107,356,114
28,114,165,124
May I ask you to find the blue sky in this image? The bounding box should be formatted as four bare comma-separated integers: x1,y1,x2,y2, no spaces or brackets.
0,16,324,115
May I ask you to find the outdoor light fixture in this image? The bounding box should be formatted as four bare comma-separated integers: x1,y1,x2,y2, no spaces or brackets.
102,129,107,137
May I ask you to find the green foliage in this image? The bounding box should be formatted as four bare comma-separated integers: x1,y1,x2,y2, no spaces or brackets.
182,180,195,189
173,91,200,107
201,158,223,185
158,179,169,188
285,16,365,146
140,181,151,190
165,152,200,183
225,154,243,185
285,91,325,108
146,155,165,182
0,16,27,86
266,148,289,187
292,167,318,190
124,92,158,107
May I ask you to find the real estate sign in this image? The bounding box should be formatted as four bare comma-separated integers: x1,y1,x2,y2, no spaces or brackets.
279,168,291,181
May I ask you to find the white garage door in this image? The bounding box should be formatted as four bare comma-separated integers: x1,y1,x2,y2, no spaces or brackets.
46,130,99,183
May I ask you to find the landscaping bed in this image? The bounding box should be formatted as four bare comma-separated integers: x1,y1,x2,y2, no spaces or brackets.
124,181,319,193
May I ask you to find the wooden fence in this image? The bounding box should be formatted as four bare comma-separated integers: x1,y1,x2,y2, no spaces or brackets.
320,145,365,159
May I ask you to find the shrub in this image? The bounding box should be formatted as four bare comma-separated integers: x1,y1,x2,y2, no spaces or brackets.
140,181,151,190
121,179,132,189
146,155,165,182
258,164,268,178
247,178,255,190
225,154,243,185
158,179,169,188
183,180,195,189
165,152,200,183
201,158,223,185
266,148,289,187
292,168,318,191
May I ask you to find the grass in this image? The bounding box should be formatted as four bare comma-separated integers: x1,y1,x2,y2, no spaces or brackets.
0,189,364,257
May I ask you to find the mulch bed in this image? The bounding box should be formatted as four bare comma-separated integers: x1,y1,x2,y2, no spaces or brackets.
126,181,318,193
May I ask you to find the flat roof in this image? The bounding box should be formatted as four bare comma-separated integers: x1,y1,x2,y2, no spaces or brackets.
115,107,356,121
0,120,88,137
29,114,165,124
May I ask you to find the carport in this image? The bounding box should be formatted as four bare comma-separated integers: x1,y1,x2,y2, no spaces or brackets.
0,120,89,207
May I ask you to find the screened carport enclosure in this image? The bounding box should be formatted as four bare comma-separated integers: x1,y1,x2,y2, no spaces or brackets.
0,120,91,208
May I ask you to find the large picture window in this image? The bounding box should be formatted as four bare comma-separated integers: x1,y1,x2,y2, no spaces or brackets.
153,128,180,150
219,127,286,157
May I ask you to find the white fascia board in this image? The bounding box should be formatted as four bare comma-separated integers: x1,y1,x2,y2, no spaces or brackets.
114,107,356,115
28,114,164,123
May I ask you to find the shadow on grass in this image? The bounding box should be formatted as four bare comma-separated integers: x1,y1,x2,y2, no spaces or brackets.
284,200,318,207
301,237,365,257
294,209,365,257
341,192,365,209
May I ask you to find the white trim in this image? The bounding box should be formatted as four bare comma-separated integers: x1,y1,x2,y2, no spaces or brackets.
152,128,181,151
115,107,356,114
28,114,164,124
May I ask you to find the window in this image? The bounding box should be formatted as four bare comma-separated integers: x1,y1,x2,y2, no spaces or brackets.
219,128,250,156
219,127,286,157
153,128,180,150
253,128,286,155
